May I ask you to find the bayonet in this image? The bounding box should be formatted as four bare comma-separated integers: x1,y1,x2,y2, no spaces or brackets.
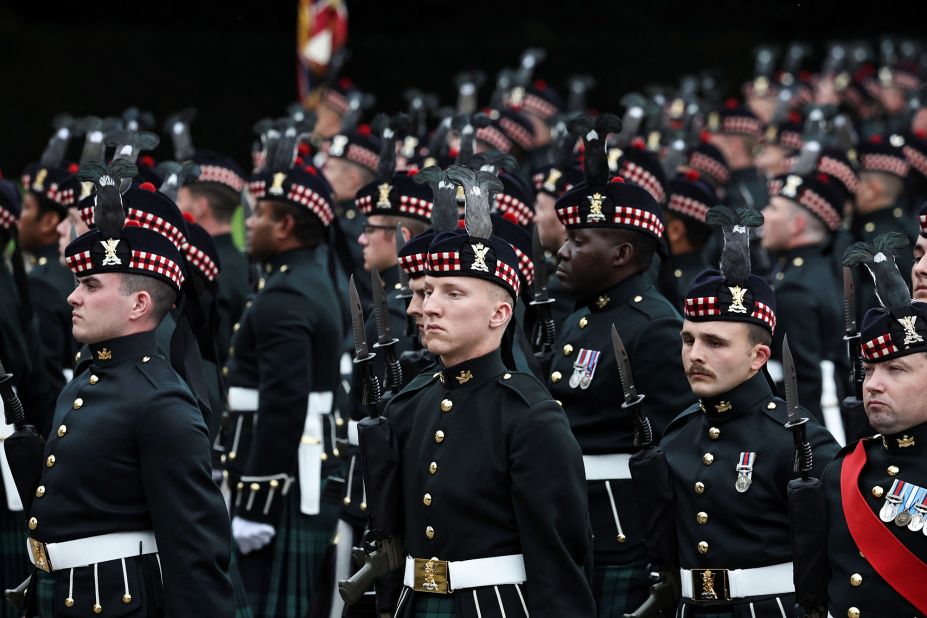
782,335,813,479
529,227,556,361
843,267,864,400
611,325,653,447
350,276,381,414
371,270,403,393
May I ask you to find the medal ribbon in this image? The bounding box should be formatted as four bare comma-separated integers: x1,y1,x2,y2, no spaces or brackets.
841,440,927,613
737,452,756,471
584,351,600,377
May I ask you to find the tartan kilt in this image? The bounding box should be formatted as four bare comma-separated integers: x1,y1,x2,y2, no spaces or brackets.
240,480,340,618
0,505,30,618
676,593,796,618
410,594,456,618
229,550,254,618
591,559,650,618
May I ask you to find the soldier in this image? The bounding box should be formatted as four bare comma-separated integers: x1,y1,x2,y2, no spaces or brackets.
755,113,804,179
664,170,717,307
912,202,927,300
706,101,768,212
224,155,343,617
821,236,927,617
851,134,917,313
384,164,595,617
18,166,82,391
548,116,694,615
175,152,250,365
762,173,847,422
684,140,731,201
27,160,233,616
658,206,838,616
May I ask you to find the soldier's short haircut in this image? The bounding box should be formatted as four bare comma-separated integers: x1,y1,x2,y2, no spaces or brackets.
606,228,659,272
746,322,772,347
31,192,66,222
666,212,712,248
268,200,325,249
861,170,904,202
184,183,240,224
120,273,176,325
379,215,428,238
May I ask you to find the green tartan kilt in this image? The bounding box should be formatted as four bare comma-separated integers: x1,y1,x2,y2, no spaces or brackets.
676,593,796,618
240,481,340,618
410,593,456,618
591,559,650,618
0,505,30,618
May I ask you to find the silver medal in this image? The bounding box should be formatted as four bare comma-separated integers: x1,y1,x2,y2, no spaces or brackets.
580,372,592,390
735,473,751,493
908,510,926,532
895,510,913,527
880,499,900,523
568,367,582,389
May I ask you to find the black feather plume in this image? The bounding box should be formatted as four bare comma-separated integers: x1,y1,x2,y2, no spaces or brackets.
78,160,137,239
374,113,397,180
156,161,202,202
447,165,499,239
706,205,764,284
842,232,911,312
568,113,622,187
413,166,459,232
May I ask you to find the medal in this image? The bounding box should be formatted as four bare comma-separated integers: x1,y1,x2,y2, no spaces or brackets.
570,349,600,390
881,480,910,523
579,350,600,390
895,511,913,527
909,489,927,532
735,452,756,493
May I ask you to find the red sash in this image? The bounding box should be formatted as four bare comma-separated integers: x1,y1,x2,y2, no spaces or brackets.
841,440,927,613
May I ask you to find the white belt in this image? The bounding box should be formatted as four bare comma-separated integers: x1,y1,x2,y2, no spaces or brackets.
27,531,158,572
228,387,258,412
403,554,526,593
298,391,333,516
347,420,359,446
680,562,794,601
583,453,631,481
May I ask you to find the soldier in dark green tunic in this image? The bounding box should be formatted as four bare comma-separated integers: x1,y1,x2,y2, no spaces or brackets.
851,134,919,316
384,164,595,617
912,202,927,301
818,239,927,618
224,157,343,618
19,167,81,394
28,160,233,617
664,170,716,310
175,152,250,366
762,173,847,423
658,206,838,617
548,116,694,616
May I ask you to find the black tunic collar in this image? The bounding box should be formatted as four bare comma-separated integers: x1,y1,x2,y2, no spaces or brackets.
699,371,772,419
89,330,158,365
437,348,507,390
213,233,236,249
578,273,649,313
880,421,927,455
263,247,315,275
31,243,60,265
379,265,401,291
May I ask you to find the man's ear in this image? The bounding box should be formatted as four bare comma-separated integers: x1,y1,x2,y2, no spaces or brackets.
751,343,772,372
488,299,513,330
274,211,296,240
41,210,62,234
612,241,634,268
400,225,412,243
128,290,153,324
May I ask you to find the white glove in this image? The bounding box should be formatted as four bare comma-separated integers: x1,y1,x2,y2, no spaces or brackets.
232,516,276,555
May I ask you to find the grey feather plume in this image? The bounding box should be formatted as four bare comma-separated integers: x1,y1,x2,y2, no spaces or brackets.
262,117,312,174
39,114,78,168
156,161,202,203
78,160,138,239
446,165,501,239
413,166,458,232
78,116,107,165
163,108,197,161
706,205,764,284
842,232,911,312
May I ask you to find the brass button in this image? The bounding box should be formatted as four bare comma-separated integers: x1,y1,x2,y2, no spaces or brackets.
893,207,903,218
36,485,45,498
850,573,862,587
222,366,230,377
579,316,588,329
228,451,237,461
228,346,235,358
258,278,266,290
440,399,453,412
89,374,99,385
57,425,67,438
767,402,776,409
847,608,860,618
220,454,227,464
633,295,643,302
551,371,562,383
703,453,714,465
425,526,435,539
708,427,720,440
46,455,56,468
233,322,240,332
872,486,884,498
864,222,876,233
346,209,356,220
696,512,708,524
65,598,74,608
617,533,626,543
28,517,37,530
697,541,708,554
694,481,705,494
423,493,432,506
343,497,351,506
434,430,445,444
72,398,83,410
563,344,574,356
792,257,804,267
269,479,280,489
502,373,511,380
38,256,47,266
93,603,103,614
775,272,784,281
674,269,683,278
237,482,244,490
250,482,260,492
123,594,132,604
280,264,289,273
141,356,150,363
429,461,438,475
335,417,345,427
245,300,253,308
265,263,272,273
360,502,367,512
887,465,899,477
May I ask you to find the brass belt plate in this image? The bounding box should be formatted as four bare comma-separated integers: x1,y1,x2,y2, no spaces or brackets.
412,557,450,594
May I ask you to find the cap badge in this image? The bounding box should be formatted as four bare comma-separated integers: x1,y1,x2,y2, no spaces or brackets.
586,193,606,223
270,172,287,196
727,286,749,314
100,238,122,266
899,316,924,347
898,435,916,448
543,168,562,192
509,86,525,107
470,243,490,273
607,149,622,172
329,135,348,157
456,369,473,385
782,175,802,198
97,348,112,361
376,182,392,209
33,169,48,192
595,294,610,310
